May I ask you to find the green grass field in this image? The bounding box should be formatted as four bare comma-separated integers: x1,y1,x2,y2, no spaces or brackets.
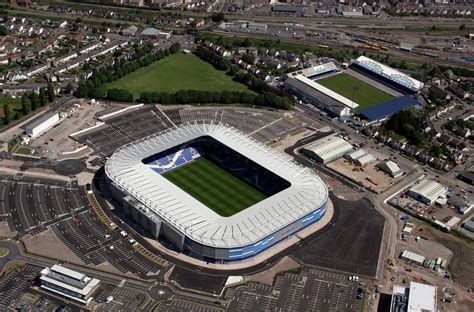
316,73,395,110
0,96,22,117
104,53,253,99
162,158,267,217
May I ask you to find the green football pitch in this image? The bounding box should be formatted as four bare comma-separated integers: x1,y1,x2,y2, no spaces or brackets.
316,73,395,110
162,158,267,217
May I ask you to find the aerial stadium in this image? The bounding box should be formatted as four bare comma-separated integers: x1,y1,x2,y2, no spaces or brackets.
105,122,329,263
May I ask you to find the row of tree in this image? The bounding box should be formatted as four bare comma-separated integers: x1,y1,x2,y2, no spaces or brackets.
1,84,55,127
75,43,180,101
138,90,287,108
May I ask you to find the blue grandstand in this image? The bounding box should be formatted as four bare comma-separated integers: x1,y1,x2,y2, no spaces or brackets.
143,145,202,174
360,96,419,124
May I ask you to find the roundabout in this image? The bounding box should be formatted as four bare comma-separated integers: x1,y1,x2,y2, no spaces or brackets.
54,159,86,176
0,247,9,258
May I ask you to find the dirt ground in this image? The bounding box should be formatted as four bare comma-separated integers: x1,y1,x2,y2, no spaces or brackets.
399,235,453,261
0,223,15,238
243,256,301,285
423,226,474,290
21,229,86,266
328,157,398,193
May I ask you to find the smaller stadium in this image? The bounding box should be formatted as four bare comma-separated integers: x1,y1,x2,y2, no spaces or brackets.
284,56,423,123
105,122,329,262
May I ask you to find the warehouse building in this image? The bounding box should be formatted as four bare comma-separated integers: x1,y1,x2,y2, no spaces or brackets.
346,149,376,166
25,112,59,137
354,153,376,166
141,28,171,40
408,178,447,205
391,282,437,312
378,160,403,178
302,135,353,164
400,250,425,266
39,264,100,304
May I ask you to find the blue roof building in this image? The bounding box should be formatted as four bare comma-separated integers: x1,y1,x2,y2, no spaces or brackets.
360,96,419,124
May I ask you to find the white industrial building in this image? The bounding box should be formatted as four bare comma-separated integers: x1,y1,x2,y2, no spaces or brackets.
302,135,354,164
378,160,403,178
390,282,437,312
400,250,425,266
354,153,376,166
408,178,447,205
25,112,59,137
39,264,100,304
346,149,376,166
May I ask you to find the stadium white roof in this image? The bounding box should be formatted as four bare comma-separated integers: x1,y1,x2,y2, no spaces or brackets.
408,282,437,312
354,56,424,92
294,75,359,109
106,123,328,249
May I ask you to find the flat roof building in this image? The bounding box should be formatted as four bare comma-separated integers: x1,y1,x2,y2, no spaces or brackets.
391,282,437,312
39,264,100,304
25,112,59,137
302,135,354,164
408,178,447,205
407,282,437,312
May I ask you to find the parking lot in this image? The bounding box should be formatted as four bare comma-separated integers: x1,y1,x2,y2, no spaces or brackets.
155,298,224,312
0,176,88,234
0,265,41,308
227,268,363,312
95,285,146,312
52,210,163,278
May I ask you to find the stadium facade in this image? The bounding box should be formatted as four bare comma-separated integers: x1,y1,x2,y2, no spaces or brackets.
105,122,329,262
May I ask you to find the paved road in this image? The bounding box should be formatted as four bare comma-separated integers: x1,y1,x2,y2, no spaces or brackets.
0,240,21,275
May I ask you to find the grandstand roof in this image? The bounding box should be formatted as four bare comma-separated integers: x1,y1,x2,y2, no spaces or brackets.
354,56,424,92
360,95,419,122
286,62,338,80
294,75,359,109
106,123,328,249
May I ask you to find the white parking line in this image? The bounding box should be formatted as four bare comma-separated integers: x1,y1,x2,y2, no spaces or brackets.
18,184,32,230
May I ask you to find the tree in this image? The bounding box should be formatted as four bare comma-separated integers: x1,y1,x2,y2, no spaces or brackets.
211,13,225,23
30,93,39,111
0,26,8,36
3,103,11,124
459,24,466,31
21,96,31,115
64,83,74,95
47,83,55,102
39,88,48,106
